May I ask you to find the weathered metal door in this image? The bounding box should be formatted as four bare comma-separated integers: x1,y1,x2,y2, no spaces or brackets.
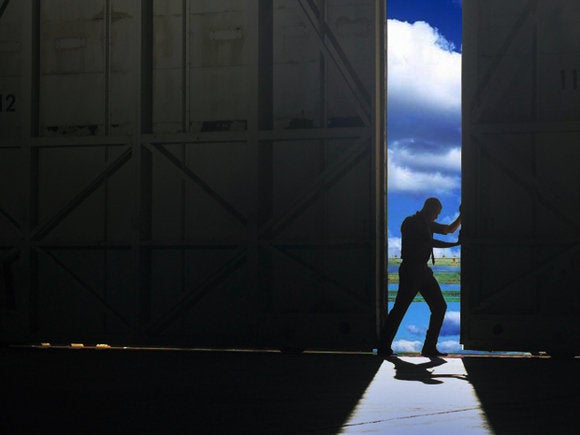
462,0,580,353
0,0,386,350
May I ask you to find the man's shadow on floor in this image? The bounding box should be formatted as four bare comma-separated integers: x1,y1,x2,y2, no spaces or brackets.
385,356,468,385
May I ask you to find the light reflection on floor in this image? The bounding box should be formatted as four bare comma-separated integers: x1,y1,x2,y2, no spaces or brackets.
341,356,492,434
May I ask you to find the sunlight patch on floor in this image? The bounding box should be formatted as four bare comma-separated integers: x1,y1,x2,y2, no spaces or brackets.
341,357,492,434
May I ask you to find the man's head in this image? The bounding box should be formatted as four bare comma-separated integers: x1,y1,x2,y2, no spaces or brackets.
421,197,442,222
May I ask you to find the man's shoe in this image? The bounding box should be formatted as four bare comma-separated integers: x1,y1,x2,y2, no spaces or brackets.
420,349,448,357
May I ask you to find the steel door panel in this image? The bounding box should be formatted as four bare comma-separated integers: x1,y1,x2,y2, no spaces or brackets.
462,0,580,353
0,0,386,351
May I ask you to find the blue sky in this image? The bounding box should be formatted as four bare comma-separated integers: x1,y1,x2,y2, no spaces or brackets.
388,0,462,50
387,0,463,257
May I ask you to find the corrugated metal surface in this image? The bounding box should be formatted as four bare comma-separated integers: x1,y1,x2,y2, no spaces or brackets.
462,0,580,353
0,0,386,350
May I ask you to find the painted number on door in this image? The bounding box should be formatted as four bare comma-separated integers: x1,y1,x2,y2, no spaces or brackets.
0,94,16,112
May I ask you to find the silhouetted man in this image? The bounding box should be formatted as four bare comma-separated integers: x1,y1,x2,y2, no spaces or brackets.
382,198,461,357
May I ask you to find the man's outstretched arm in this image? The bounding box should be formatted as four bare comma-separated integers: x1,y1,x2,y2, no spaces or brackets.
441,205,462,234
441,215,461,234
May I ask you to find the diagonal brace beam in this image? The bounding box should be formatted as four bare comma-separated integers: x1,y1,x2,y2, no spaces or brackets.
0,206,22,233
473,242,579,312
476,135,580,231
259,135,371,239
269,245,370,310
40,248,133,328
298,0,372,125
147,143,247,226
470,0,539,121
0,0,10,20
31,148,132,241
146,247,247,335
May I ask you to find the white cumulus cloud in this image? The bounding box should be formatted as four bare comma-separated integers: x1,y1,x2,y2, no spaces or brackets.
406,324,426,335
440,311,461,336
388,230,402,257
438,340,463,353
387,19,462,195
392,339,422,353
392,143,461,173
388,20,461,115
388,157,460,194
388,148,460,194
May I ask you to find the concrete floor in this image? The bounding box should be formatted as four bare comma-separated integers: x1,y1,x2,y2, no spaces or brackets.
0,347,578,434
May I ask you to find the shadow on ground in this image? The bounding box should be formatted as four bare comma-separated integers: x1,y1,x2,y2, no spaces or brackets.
463,356,580,434
0,347,381,434
387,355,468,384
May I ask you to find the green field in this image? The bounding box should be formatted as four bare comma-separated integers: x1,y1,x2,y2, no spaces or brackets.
387,271,460,284
388,257,460,267
388,257,460,284
388,257,461,302
389,291,461,303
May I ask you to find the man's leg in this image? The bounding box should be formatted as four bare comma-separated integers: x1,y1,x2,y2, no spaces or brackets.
420,270,447,354
383,266,418,352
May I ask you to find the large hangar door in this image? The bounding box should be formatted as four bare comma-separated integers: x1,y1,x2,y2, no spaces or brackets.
462,0,580,353
0,1,386,351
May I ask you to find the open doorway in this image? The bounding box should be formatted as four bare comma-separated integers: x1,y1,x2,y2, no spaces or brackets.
386,0,462,354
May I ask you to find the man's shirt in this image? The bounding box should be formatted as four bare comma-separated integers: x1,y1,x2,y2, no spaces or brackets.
400,212,446,264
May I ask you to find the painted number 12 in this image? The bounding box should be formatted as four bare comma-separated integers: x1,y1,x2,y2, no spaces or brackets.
0,94,16,112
